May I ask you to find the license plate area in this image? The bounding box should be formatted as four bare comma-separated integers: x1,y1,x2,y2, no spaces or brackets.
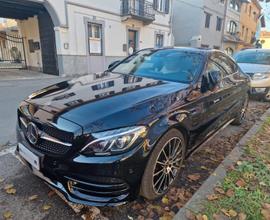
254,88,267,93
251,88,267,94
18,143,40,170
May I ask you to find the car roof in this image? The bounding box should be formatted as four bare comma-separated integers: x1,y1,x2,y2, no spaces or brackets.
141,47,219,55
237,48,270,53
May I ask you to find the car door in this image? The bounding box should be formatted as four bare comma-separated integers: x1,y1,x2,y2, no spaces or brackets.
195,59,229,144
211,53,245,124
182,59,228,148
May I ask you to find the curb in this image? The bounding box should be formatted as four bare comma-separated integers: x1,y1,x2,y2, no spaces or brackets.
174,108,270,220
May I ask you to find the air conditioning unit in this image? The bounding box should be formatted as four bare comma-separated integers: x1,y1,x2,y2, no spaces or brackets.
190,35,202,47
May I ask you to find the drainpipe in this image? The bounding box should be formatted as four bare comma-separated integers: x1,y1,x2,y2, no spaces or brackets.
220,0,229,50
168,0,174,46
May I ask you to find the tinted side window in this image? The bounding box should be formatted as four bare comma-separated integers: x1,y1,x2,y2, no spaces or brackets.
202,61,226,92
212,54,238,75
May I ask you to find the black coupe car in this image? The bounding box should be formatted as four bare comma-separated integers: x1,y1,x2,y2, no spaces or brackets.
16,48,249,206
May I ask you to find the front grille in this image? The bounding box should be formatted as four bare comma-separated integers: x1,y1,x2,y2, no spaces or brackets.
18,111,74,155
36,139,70,155
41,124,74,143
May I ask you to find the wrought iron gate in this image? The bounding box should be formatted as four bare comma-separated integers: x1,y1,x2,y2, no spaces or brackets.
0,32,26,69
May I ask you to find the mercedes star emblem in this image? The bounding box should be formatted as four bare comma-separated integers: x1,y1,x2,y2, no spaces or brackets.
26,122,39,145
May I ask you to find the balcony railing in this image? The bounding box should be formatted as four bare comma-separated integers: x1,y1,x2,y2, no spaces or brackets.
121,0,155,24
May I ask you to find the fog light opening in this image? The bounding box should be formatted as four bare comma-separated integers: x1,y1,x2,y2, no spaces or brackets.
67,180,77,193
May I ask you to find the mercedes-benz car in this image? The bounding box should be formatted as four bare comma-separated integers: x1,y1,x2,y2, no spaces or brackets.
16,48,249,206
234,49,270,101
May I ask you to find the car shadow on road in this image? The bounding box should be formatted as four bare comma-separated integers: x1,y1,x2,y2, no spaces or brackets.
97,100,270,220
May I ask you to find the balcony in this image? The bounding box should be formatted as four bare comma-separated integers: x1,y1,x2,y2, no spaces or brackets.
121,0,155,24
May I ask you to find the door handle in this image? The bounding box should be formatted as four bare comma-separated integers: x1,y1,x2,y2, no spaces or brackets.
213,98,221,104
189,108,198,114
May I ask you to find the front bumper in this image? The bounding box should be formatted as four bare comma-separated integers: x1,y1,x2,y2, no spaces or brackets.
250,77,270,88
16,127,149,207
249,87,269,97
249,77,270,97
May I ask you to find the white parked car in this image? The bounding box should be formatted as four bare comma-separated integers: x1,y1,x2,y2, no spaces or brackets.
234,49,270,101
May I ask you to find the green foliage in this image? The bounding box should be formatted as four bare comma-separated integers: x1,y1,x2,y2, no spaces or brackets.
202,117,270,220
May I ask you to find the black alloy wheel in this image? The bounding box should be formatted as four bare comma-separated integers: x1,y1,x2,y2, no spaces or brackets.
152,137,183,194
140,129,186,200
232,93,249,125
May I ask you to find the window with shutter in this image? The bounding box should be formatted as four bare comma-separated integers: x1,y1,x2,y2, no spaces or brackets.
155,34,164,48
205,12,211,28
88,22,103,56
216,17,222,31
165,0,170,14
155,0,169,13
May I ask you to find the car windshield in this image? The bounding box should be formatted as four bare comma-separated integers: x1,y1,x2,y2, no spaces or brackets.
111,49,204,83
234,50,270,65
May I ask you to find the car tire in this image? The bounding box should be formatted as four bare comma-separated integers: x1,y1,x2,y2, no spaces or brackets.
264,89,270,102
231,93,249,126
140,129,186,200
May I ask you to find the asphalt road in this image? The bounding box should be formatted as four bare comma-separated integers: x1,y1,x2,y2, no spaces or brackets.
0,150,80,220
0,78,66,147
0,77,79,220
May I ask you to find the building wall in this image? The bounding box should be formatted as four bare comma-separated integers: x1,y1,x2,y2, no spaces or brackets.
52,0,172,75
201,0,225,49
260,31,270,49
172,0,225,49
172,0,203,47
224,7,241,35
17,16,43,71
43,0,173,76
238,0,261,49
222,0,242,54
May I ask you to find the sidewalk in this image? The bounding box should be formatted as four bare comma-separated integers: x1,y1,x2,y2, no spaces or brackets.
0,69,58,81
175,109,270,220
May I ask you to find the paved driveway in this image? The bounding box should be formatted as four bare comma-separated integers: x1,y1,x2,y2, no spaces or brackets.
0,69,58,81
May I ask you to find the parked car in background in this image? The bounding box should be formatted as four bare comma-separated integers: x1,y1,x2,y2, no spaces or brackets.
234,49,270,101
16,48,249,207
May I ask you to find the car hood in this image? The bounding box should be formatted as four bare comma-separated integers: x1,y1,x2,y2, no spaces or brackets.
238,63,270,74
26,73,189,133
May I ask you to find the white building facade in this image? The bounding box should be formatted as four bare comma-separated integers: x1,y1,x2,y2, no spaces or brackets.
0,0,173,76
172,0,226,49
222,0,243,55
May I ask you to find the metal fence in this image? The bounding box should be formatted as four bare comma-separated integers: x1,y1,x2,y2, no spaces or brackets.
0,32,26,69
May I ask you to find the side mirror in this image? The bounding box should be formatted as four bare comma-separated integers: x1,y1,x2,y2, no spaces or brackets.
208,70,221,89
201,70,221,93
108,60,121,69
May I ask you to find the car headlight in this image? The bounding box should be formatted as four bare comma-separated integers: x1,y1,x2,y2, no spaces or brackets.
252,73,269,80
81,126,147,156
